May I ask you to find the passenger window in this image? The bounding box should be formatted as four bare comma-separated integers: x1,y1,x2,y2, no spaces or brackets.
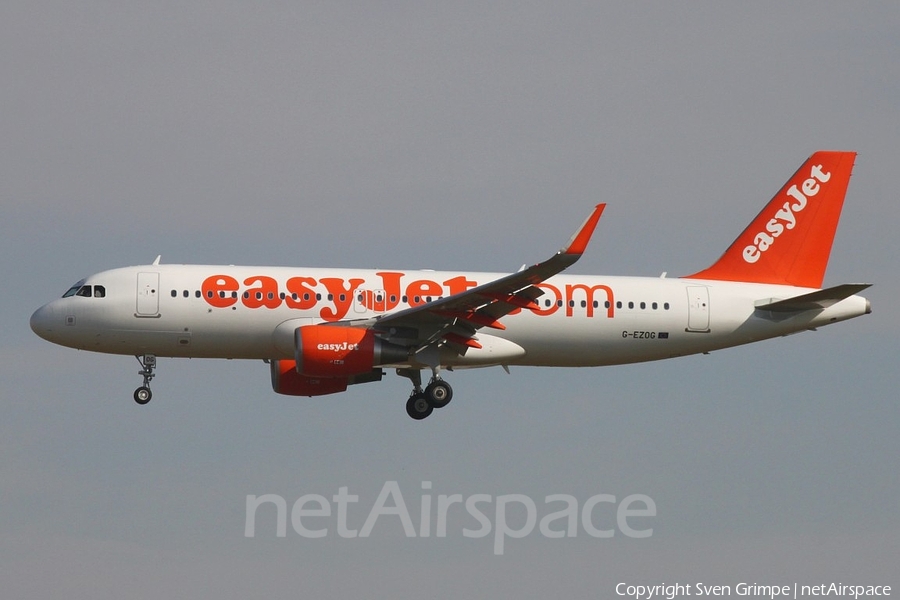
171,290,177,297
183,290,189,298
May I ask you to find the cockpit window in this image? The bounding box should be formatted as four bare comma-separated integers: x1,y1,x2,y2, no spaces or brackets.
63,280,106,299
62,279,86,298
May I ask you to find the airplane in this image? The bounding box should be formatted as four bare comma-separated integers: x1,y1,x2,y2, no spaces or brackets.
30,151,871,420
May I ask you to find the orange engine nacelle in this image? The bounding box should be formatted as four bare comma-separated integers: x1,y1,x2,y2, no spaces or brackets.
294,325,409,378
271,359,350,396
270,359,386,397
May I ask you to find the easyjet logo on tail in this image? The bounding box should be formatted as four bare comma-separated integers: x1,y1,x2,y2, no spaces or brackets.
742,163,831,264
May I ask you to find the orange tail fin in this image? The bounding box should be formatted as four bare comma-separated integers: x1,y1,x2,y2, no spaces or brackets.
684,151,856,288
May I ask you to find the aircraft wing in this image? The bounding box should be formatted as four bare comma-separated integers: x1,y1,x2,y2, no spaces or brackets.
366,204,605,352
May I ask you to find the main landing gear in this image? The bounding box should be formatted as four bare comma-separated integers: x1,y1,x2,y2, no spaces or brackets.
399,368,453,420
134,354,156,405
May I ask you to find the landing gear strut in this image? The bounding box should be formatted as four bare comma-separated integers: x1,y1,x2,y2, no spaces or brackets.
398,368,453,420
134,354,156,405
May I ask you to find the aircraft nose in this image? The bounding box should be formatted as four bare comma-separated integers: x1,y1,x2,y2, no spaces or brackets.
30,303,57,341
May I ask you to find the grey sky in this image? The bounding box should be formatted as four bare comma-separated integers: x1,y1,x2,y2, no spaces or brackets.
2,2,898,598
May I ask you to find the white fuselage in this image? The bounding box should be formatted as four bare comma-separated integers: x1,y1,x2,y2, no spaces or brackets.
29,264,871,368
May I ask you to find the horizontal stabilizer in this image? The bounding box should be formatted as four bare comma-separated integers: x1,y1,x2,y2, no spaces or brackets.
754,283,871,312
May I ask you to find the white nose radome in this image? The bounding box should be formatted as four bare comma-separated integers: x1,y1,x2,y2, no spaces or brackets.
30,303,57,342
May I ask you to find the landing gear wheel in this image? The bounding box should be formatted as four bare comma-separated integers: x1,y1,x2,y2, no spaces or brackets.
134,354,157,406
134,386,152,405
425,380,453,408
406,394,433,420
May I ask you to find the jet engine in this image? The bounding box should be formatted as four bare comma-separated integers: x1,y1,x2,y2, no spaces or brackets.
294,325,408,378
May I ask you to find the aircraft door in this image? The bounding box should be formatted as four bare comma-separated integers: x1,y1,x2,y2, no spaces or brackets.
136,272,160,317
686,286,710,332
354,289,386,313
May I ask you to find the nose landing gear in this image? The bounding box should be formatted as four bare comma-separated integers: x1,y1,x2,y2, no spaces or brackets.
134,354,156,405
